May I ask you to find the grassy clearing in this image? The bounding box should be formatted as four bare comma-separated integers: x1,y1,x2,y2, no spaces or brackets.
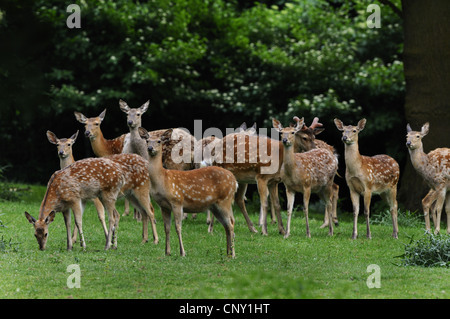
0,183,448,299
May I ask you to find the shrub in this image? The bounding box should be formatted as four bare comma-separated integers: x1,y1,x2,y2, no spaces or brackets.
397,233,450,268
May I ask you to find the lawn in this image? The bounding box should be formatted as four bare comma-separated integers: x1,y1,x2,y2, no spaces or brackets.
0,184,448,300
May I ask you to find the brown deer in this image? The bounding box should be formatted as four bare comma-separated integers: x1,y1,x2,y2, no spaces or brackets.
25,154,158,251
46,130,108,242
139,127,237,258
119,99,150,221
207,128,286,236
406,122,450,234
292,116,340,228
334,118,399,239
196,122,259,230
273,118,338,238
74,108,133,216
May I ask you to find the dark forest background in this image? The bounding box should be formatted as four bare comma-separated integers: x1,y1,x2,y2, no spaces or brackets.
0,0,448,211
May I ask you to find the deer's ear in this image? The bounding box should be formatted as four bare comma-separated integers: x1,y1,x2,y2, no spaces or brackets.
25,212,36,225
406,123,412,133
99,109,107,121
357,118,367,131
334,119,344,131
119,99,130,113
45,211,56,225
46,131,59,145
74,112,87,124
70,130,79,142
138,127,149,139
421,122,429,137
272,118,283,132
140,100,149,113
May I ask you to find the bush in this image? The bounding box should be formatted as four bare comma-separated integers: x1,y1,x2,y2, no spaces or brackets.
397,233,450,268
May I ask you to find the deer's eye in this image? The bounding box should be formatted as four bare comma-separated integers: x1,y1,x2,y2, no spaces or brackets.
353,129,357,133
67,144,71,147
291,132,295,135
416,135,420,138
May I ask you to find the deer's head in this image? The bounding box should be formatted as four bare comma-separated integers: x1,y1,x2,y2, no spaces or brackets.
334,118,366,145
46,130,78,159
272,117,305,147
406,122,429,150
119,99,149,129
24,211,56,250
74,109,106,139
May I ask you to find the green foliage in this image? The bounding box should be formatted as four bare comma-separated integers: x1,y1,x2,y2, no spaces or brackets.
0,214,20,252
0,0,405,183
398,233,450,268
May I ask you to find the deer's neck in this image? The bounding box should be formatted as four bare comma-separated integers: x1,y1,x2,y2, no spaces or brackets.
281,143,296,173
90,130,125,156
38,175,59,220
147,153,167,192
90,129,108,157
60,155,75,169
344,142,363,175
408,145,429,177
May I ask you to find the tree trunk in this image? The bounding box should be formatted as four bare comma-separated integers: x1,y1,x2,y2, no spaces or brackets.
399,0,450,211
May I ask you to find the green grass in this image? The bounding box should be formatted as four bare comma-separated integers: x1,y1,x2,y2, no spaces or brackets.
0,183,449,299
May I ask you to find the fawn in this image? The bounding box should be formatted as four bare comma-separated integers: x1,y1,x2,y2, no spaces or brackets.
406,122,450,234
25,154,158,250
139,127,237,258
334,118,399,239
46,130,108,242
273,118,338,238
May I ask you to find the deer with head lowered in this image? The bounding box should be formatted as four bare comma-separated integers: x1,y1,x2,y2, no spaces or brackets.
25,153,159,251
334,118,399,239
46,130,108,242
139,127,237,258
406,122,450,234
273,118,338,238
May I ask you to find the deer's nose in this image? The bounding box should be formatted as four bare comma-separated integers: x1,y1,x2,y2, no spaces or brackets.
342,136,348,142
282,138,288,143
85,131,91,137
148,146,154,152
406,141,411,147
128,120,133,126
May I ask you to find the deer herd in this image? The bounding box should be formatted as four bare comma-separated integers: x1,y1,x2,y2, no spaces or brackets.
24,100,450,258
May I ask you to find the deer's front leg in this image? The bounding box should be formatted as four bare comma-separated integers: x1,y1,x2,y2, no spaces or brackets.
349,189,360,240
172,204,185,257
62,209,73,251
363,191,372,239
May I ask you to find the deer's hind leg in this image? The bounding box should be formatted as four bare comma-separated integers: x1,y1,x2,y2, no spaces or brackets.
128,188,158,245
381,188,399,239
71,200,87,250
101,194,120,250
211,200,236,258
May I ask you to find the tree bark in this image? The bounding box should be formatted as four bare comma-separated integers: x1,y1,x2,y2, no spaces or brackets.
399,0,450,210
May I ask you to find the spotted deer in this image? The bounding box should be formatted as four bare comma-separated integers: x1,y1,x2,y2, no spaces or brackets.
74,108,133,216
273,118,337,238
196,122,259,230
25,154,158,251
292,116,340,228
139,127,237,258
46,130,108,242
334,118,399,239
119,99,150,221
406,122,450,234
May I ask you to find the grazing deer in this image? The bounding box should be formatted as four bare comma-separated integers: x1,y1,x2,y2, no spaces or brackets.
406,123,450,234
46,130,108,242
273,118,337,238
334,118,399,239
292,116,340,228
139,127,237,258
25,154,158,251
